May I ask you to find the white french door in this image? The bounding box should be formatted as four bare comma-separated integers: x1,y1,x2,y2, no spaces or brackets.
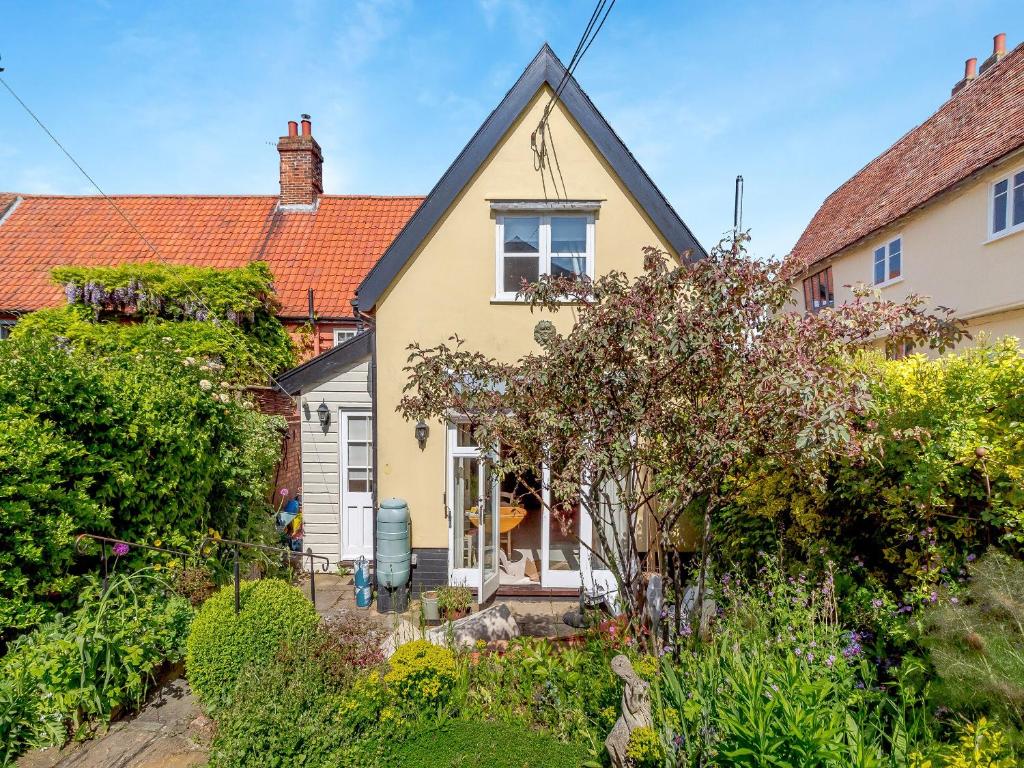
540,466,591,588
339,410,374,561
446,423,499,604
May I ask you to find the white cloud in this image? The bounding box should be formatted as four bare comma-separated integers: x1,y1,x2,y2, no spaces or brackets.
335,0,411,69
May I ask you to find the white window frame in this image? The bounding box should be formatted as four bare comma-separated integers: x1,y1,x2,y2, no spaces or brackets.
988,165,1024,241
872,235,903,287
332,327,358,347
493,213,595,302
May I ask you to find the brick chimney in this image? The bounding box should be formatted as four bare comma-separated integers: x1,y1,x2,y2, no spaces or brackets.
277,115,322,209
952,57,978,96
979,32,1008,75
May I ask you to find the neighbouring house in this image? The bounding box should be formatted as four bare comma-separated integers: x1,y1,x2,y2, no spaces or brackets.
0,120,421,503
792,32,1024,353
0,119,422,354
278,44,705,606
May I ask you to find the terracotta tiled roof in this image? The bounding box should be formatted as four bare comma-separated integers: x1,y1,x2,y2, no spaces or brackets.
0,194,423,318
792,42,1024,267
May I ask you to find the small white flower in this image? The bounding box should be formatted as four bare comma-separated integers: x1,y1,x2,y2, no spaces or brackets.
199,379,212,391
182,357,195,366
162,336,173,343
220,381,230,389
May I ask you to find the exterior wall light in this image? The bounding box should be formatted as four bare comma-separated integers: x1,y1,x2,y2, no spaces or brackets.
415,420,429,448
317,400,331,430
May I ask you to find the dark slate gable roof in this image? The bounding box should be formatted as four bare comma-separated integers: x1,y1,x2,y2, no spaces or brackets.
355,43,704,312
277,329,372,394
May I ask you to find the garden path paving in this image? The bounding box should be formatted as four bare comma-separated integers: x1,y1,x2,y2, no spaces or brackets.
17,678,211,768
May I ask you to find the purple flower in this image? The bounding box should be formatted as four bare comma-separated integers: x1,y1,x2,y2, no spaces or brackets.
112,542,130,556
279,488,289,497
871,598,884,609
826,654,836,667
950,596,959,605
967,553,977,562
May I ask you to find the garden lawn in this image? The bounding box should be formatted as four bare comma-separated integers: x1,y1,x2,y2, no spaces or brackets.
393,722,588,767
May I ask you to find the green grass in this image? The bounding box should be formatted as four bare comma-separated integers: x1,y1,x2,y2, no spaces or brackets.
393,721,589,767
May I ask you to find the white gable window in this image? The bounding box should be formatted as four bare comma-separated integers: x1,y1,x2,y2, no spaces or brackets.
495,213,594,301
990,168,1024,238
872,236,902,286
333,327,358,346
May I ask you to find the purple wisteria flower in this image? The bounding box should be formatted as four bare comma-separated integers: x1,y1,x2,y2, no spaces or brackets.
112,542,130,556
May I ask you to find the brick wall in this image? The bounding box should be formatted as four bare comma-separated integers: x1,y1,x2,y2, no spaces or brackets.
283,320,362,361
247,386,301,505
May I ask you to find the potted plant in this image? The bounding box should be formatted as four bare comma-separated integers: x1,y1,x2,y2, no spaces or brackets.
421,590,440,623
437,584,474,621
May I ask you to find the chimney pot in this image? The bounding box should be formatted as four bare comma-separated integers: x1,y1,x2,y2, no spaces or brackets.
287,120,298,137
301,117,311,136
994,32,1007,57
965,57,978,79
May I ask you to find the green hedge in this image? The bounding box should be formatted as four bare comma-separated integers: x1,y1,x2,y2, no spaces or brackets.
717,338,1024,599
0,328,284,637
186,580,320,714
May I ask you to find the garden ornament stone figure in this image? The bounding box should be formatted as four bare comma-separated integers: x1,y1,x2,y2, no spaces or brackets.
605,654,653,767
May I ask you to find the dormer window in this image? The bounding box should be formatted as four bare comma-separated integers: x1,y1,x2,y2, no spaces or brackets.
990,168,1024,238
494,212,594,301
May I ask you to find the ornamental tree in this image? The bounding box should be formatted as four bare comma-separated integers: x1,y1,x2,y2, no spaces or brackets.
399,236,966,625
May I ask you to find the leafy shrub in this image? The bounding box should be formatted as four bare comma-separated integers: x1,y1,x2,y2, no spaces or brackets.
0,324,285,637
209,634,365,768
458,634,623,747
718,338,1024,600
186,579,319,713
922,550,1024,730
0,572,193,764
626,725,663,767
384,640,458,708
392,721,588,767
911,718,1016,768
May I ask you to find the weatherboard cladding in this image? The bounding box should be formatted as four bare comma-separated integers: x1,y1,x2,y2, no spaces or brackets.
354,43,705,312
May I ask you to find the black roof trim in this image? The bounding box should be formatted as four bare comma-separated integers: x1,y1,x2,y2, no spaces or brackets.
355,44,705,311
276,329,373,395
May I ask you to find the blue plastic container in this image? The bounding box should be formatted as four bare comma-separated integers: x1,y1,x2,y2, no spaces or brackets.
353,556,371,588
355,585,372,608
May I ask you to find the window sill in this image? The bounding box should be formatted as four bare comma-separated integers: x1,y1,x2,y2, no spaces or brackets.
873,276,904,290
984,225,1024,245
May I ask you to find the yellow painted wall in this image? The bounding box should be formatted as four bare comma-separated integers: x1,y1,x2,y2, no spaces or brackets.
797,157,1024,350
373,85,678,548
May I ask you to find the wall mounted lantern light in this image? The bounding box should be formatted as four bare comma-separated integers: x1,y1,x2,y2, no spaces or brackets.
317,400,331,430
415,420,429,448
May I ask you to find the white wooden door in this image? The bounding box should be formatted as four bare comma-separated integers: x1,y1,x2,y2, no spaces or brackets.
340,410,374,561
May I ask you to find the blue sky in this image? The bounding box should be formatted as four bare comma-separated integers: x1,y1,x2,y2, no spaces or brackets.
1,1,1022,258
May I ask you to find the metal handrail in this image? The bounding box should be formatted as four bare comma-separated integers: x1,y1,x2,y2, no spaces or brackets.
75,533,192,595
74,532,331,612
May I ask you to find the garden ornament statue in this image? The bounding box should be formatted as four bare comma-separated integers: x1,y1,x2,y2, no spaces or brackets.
605,654,653,767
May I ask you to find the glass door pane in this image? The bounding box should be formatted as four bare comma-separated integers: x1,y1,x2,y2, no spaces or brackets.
478,459,500,603
452,456,479,570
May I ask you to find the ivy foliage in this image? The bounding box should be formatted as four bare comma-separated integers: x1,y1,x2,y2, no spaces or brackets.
53,261,277,322
47,261,296,377
13,304,294,382
0,326,285,638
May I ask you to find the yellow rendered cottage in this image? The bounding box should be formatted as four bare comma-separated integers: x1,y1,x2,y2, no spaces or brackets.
279,45,704,606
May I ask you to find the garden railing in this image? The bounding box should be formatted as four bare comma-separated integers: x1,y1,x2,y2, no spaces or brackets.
74,532,331,612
